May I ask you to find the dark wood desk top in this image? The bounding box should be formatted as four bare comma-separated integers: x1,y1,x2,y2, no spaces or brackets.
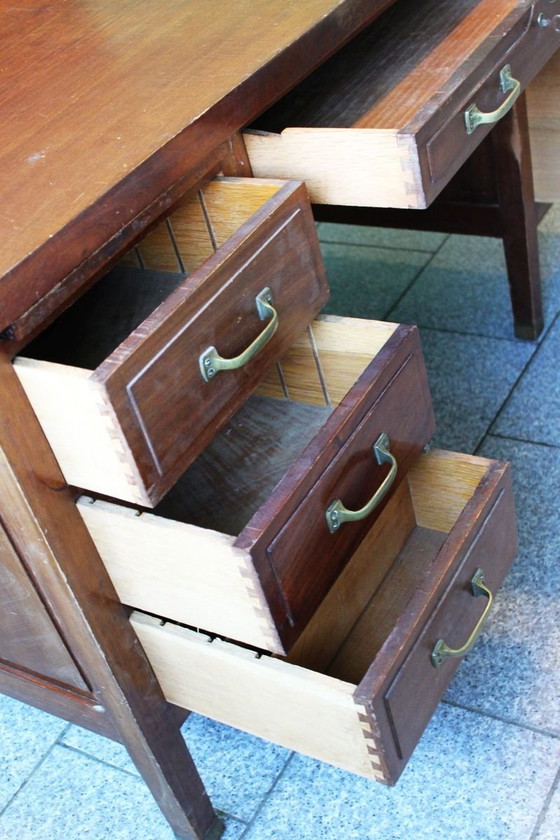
0,0,395,333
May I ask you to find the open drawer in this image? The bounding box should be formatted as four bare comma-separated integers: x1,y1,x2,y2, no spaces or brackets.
131,449,517,784
244,0,560,209
12,177,328,506
78,316,435,654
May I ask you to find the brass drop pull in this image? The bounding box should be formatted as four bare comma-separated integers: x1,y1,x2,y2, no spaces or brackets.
325,432,397,534
464,65,521,135
199,287,278,382
431,569,493,668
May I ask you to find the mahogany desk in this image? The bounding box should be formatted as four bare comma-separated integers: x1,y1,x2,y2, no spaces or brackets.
0,3,398,838
0,2,553,838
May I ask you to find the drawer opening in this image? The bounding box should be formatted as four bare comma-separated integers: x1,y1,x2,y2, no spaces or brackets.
130,449,514,782
78,317,434,653
244,0,551,208
13,177,328,506
284,449,491,681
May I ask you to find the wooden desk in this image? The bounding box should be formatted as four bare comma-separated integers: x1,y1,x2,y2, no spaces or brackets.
0,1,550,836
0,2,397,838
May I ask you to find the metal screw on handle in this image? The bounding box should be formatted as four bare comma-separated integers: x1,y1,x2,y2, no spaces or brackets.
537,11,560,30
199,287,278,382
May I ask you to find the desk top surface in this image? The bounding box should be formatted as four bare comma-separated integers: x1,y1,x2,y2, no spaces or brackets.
0,0,395,332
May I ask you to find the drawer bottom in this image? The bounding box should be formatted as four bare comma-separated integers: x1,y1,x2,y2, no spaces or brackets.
132,449,517,783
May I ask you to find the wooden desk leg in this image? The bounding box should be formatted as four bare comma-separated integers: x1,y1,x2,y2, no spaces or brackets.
313,95,546,340
0,352,221,840
491,93,544,340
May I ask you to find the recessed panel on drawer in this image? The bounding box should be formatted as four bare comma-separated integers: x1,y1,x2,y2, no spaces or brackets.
78,317,434,654
13,177,328,506
244,0,560,208
130,450,517,784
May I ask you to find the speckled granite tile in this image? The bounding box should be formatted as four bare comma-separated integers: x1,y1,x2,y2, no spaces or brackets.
320,242,430,320
534,778,560,840
491,315,560,446
60,726,137,774
0,744,176,839
416,329,534,452
317,221,447,251
0,694,67,811
242,705,560,840
182,714,290,822
389,235,520,339
445,437,560,734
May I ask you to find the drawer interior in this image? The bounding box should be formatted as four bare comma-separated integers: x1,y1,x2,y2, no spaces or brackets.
13,177,327,506
132,449,514,782
18,178,288,369
244,0,553,208
78,316,406,653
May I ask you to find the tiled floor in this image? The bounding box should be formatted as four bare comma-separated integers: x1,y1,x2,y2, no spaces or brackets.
2,208,560,840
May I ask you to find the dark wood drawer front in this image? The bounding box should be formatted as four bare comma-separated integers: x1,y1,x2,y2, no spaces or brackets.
15,178,328,506
105,183,327,500
245,0,560,208
130,451,518,784
79,318,434,654
425,0,560,194
259,328,434,641
381,477,517,770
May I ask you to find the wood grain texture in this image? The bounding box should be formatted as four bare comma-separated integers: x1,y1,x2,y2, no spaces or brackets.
132,612,386,782
527,50,560,202
76,318,407,653
0,352,219,839
246,0,559,207
132,451,517,786
14,178,329,505
0,522,87,690
0,0,397,332
241,325,435,649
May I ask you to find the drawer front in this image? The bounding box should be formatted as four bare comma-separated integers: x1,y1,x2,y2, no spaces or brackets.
103,180,328,503
245,0,560,209
360,456,518,782
80,318,433,654
15,178,328,506
130,451,517,784
425,0,560,198
249,327,434,645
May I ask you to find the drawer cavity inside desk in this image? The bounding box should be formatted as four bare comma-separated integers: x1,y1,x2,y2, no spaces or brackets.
131,449,517,784
78,317,434,654
244,0,560,208
13,177,327,507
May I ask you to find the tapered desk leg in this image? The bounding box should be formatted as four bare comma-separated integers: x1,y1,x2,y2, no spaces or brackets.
0,352,221,840
492,93,543,340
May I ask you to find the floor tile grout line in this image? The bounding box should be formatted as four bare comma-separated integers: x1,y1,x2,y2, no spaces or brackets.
318,236,445,255
484,310,560,435
481,431,560,451
378,236,451,320
238,751,297,839
529,765,560,840
0,722,72,819
55,741,143,780
442,699,560,741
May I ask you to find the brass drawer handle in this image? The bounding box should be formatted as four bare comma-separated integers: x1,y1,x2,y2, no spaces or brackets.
431,568,493,668
464,65,521,135
199,287,278,382
325,432,397,534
